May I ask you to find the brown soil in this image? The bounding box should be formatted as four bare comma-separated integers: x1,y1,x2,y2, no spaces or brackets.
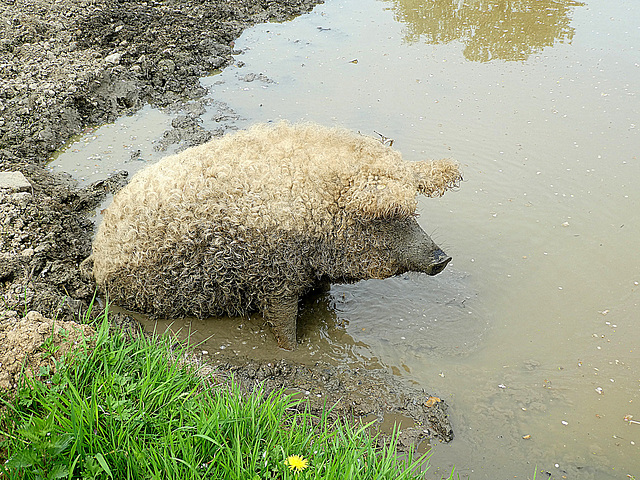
0,310,95,391
0,0,453,448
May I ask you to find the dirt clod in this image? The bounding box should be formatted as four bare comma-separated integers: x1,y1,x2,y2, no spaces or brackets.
0,310,95,391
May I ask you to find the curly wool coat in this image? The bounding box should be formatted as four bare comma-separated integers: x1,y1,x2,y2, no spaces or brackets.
90,122,461,348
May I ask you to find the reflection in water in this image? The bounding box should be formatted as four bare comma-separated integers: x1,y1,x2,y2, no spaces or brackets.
329,271,482,359
136,286,385,370
385,0,584,61
136,271,478,370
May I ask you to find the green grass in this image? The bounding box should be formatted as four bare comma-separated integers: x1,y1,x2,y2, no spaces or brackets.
0,305,446,479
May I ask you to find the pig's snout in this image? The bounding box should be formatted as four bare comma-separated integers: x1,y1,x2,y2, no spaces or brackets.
427,249,451,276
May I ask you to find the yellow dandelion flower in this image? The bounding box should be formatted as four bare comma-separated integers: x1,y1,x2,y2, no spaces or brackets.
284,455,309,473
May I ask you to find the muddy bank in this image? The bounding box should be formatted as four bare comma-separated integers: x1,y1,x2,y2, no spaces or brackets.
0,0,322,163
0,0,453,446
217,357,454,445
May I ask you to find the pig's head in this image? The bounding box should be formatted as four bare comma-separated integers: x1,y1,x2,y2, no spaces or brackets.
323,157,461,282
380,217,452,276
325,217,451,282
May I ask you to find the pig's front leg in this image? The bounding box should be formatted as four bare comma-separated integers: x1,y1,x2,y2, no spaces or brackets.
264,294,299,350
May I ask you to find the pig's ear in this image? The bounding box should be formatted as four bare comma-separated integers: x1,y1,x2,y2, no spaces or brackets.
337,172,418,219
410,159,462,197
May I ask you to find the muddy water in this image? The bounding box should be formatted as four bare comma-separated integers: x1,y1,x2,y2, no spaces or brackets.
51,0,639,478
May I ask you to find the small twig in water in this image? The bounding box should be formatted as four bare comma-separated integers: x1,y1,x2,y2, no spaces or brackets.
373,131,394,147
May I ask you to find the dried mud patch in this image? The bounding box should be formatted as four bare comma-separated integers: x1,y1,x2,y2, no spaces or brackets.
0,310,95,392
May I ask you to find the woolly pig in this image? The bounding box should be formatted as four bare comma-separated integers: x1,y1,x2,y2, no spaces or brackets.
90,122,461,349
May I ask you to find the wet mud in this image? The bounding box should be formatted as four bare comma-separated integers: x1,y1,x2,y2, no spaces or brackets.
0,0,453,447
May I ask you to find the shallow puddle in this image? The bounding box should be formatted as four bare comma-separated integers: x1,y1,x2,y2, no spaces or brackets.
49,105,174,184
51,0,640,478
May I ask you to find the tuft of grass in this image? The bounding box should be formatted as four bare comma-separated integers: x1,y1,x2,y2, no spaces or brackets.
0,305,450,479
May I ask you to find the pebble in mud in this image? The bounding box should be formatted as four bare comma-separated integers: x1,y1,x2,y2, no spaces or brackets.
0,171,31,192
